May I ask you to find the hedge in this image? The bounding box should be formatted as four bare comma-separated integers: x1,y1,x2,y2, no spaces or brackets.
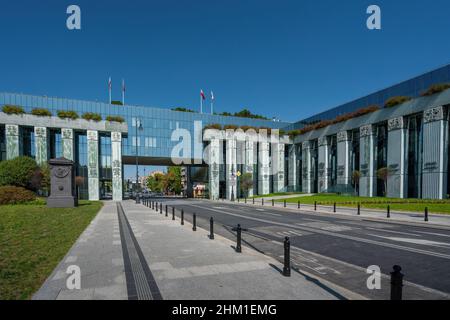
0,186,36,205
31,108,52,117
384,96,411,108
106,115,125,123
82,112,102,122
421,83,450,97
2,105,25,115
57,110,79,120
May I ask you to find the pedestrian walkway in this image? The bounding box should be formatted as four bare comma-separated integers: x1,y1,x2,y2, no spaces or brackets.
224,198,450,228
34,200,342,300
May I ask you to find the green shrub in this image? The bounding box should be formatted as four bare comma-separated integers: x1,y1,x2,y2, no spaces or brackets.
0,186,36,205
421,83,450,96
2,105,25,115
57,110,79,120
106,115,125,123
384,96,411,108
203,123,222,130
111,100,123,105
172,107,195,113
82,112,102,122
0,156,39,190
31,108,52,117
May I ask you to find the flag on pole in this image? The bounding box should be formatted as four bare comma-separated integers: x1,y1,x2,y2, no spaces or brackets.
108,77,112,104
122,79,125,105
210,91,214,114
200,89,205,113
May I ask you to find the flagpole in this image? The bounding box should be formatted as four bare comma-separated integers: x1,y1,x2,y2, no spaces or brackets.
108,77,112,104
200,94,203,114
122,79,125,105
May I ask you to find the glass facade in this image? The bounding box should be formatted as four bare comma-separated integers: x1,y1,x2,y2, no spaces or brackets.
285,64,450,131
75,132,89,200
20,127,34,158
0,125,5,161
407,114,423,198
49,129,62,159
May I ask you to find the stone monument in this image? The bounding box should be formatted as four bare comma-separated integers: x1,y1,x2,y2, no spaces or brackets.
47,157,77,208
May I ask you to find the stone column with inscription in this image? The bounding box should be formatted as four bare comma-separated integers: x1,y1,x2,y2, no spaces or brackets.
272,142,285,193
87,130,99,201
387,117,407,198
422,106,448,199
209,138,220,200
225,131,237,199
258,140,270,195
5,124,19,160
244,139,255,197
111,132,123,201
34,127,48,165
301,141,311,193
359,124,375,197
62,128,75,161
288,144,297,192
317,137,330,193
337,131,351,187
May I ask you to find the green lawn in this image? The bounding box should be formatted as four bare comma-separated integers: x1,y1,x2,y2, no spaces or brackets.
278,194,450,214
0,200,103,300
251,192,304,198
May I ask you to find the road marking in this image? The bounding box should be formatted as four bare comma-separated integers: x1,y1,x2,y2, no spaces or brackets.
368,234,450,248
365,227,423,237
414,231,450,238
187,203,450,260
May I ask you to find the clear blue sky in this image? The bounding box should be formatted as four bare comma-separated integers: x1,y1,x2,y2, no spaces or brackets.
1,0,449,123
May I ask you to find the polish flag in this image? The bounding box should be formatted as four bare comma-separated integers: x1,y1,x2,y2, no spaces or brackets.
200,89,206,100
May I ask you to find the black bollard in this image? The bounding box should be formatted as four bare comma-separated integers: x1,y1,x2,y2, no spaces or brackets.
284,200,286,208
262,198,264,206
245,197,247,204
151,201,153,210
209,217,215,239
357,203,360,215
333,202,336,213
283,237,291,277
160,203,163,214
235,224,242,253
314,201,317,211
272,199,274,207
165,205,168,217
390,265,404,300
387,205,390,218
192,214,197,231
181,209,184,225
424,207,429,222
172,207,175,221
298,201,300,209
252,197,255,204
237,197,240,203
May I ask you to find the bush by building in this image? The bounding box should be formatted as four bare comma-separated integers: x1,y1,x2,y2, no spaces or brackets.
31,108,52,117
384,96,411,108
0,186,36,205
421,83,450,97
106,115,125,123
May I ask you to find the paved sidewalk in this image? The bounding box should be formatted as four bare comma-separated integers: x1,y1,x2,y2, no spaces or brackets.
34,200,342,300
225,198,450,228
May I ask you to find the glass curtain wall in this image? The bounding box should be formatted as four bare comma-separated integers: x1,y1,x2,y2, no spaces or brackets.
376,123,388,197
75,132,89,199
407,114,423,198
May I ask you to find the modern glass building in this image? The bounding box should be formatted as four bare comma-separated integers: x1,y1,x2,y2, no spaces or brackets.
1,64,449,200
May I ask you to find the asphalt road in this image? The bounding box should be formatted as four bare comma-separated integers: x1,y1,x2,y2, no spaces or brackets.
144,197,450,300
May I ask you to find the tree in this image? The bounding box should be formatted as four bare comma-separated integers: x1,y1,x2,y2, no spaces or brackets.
377,167,390,196
146,172,165,192
239,172,253,198
165,167,182,194
352,170,361,195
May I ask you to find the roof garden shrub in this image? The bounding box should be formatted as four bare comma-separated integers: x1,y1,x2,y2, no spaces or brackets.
421,83,450,97
384,96,411,108
57,110,79,120
106,115,125,123
224,124,238,130
82,112,102,122
2,105,25,115
0,186,36,205
31,108,52,117
172,107,195,113
203,123,222,130
111,100,123,105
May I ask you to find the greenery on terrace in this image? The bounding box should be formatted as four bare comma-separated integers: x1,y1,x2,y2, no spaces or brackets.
0,200,103,300
277,194,450,214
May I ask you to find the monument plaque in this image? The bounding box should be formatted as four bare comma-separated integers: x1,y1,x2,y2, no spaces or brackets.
47,157,77,208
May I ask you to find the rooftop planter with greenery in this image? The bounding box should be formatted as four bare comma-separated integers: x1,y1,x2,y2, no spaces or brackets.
31,108,52,117
2,105,25,115
82,112,102,122
384,96,411,108
288,105,380,138
421,83,450,97
203,123,222,131
111,100,123,106
172,107,195,113
106,115,125,123
57,110,79,120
